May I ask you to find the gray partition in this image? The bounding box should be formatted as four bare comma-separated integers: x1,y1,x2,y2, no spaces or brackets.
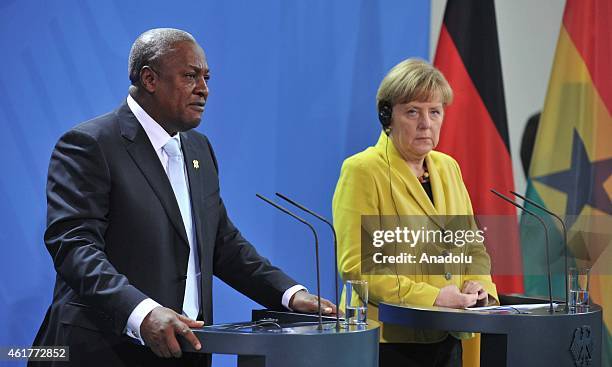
179,312,379,367
378,296,602,367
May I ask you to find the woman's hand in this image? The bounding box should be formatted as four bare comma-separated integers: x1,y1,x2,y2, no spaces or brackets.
461,280,489,307
434,285,478,308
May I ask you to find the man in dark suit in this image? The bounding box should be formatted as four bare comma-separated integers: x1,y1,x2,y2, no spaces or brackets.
31,28,335,366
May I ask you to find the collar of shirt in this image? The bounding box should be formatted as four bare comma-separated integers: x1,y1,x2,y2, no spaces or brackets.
126,94,181,170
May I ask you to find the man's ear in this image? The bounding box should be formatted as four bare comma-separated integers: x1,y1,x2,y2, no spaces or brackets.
140,66,157,93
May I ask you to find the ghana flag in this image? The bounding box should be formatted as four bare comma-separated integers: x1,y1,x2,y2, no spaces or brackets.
521,0,611,364
433,0,524,295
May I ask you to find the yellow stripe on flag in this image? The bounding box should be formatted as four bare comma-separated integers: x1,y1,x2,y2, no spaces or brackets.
531,26,612,181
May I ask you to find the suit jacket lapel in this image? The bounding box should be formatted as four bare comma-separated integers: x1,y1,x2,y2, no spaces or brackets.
180,132,207,254
425,154,447,214
116,103,190,247
396,166,439,217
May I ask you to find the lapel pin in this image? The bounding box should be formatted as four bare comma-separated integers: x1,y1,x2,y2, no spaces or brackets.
192,160,200,169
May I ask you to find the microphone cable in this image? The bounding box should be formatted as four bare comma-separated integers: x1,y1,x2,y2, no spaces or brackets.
385,134,403,303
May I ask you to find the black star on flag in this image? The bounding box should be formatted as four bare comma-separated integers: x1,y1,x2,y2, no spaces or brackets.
535,129,612,228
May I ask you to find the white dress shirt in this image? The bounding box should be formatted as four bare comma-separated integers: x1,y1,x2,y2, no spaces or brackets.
124,95,305,344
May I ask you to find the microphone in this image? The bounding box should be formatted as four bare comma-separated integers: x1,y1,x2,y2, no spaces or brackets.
490,189,554,313
511,190,569,313
255,194,324,330
275,192,341,330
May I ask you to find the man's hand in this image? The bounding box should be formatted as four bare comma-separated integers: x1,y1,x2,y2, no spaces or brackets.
140,306,204,358
461,280,489,307
434,285,478,308
289,290,337,315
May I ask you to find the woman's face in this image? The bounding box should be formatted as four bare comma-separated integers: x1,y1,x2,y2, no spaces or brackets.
389,96,444,161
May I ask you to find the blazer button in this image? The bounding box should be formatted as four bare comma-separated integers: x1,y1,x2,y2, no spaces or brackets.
178,275,187,282
444,272,452,280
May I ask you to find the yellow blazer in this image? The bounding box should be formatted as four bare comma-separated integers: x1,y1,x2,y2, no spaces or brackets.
332,132,498,343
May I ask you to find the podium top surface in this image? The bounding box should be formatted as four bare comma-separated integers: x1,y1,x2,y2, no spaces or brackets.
378,301,602,334
381,302,601,317
180,319,380,355
198,319,378,335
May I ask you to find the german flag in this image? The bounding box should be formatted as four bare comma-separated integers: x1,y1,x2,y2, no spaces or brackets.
522,0,611,364
433,0,524,295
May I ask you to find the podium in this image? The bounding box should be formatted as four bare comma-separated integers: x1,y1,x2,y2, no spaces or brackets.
179,310,379,367
378,296,602,367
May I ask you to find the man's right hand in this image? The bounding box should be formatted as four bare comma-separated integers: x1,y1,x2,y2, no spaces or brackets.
140,306,204,358
433,285,478,309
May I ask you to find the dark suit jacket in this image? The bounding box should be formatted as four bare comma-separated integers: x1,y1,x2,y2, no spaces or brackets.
30,102,298,366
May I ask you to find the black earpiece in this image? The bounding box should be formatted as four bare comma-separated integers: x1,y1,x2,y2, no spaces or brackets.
378,101,393,134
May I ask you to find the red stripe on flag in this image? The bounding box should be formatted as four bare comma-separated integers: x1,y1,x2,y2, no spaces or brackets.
435,25,524,293
563,0,611,113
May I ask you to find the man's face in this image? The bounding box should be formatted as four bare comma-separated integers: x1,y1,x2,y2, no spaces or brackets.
151,41,209,133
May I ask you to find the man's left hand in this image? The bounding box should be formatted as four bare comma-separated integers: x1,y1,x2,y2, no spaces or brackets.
289,290,337,315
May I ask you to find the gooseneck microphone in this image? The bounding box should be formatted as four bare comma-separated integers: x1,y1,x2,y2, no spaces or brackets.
490,189,554,313
511,190,569,313
256,194,323,330
275,192,341,331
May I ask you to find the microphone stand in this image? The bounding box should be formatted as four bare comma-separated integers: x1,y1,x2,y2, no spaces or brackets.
511,190,569,313
256,194,323,330
275,192,341,330
491,189,554,313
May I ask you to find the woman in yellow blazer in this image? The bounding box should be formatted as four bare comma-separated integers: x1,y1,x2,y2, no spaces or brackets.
332,59,498,367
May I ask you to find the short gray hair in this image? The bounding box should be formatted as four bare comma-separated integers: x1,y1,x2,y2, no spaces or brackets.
128,28,196,85
377,58,453,109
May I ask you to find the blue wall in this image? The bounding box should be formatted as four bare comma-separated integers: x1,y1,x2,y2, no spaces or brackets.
0,1,429,365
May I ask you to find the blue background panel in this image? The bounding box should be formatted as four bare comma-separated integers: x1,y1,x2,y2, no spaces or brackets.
0,1,430,365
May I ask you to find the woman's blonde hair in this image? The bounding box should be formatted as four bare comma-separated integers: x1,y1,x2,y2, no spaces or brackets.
376,58,453,110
